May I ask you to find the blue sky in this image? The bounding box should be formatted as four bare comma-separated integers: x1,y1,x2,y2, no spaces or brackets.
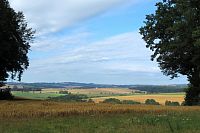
10,0,188,85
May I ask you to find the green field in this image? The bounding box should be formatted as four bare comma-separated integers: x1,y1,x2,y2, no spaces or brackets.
1,113,200,133
11,91,65,100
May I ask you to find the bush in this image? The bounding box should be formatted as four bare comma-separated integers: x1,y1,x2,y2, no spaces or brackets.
181,101,186,106
0,88,14,100
102,98,121,104
88,99,95,103
121,100,141,105
165,100,180,106
49,94,88,102
59,91,69,94
145,99,160,105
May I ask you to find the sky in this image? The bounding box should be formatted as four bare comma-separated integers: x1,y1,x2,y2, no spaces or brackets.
9,0,188,85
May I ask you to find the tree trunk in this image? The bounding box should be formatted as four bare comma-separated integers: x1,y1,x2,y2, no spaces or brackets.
185,70,200,105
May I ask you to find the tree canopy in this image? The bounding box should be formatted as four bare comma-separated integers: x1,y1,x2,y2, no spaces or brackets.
0,0,34,86
140,0,200,105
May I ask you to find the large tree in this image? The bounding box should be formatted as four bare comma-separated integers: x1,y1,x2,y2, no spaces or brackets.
140,0,200,105
0,0,34,87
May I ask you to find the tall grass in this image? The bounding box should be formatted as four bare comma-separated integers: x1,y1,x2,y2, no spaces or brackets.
0,100,199,119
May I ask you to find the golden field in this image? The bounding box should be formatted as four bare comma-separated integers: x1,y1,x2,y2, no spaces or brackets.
0,100,198,119
92,93,185,105
67,88,134,95
42,88,135,95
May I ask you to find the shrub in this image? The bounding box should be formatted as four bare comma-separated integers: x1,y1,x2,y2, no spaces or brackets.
181,101,186,106
121,100,141,105
0,88,14,100
88,99,95,103
59,91,69,94
49,94,88,102
165,100,180,106
102,98,121,104
145,99,160,105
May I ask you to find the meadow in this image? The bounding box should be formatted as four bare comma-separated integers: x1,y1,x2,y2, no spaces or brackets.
11,91,65,100
0,100,200,133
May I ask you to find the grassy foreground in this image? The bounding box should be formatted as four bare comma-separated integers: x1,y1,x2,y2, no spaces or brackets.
0,100,200,133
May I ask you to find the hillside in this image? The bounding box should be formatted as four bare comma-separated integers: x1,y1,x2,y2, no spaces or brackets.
6,82,187,93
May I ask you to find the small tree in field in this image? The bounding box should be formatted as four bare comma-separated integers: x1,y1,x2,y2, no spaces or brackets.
0,0,34,99
165,100,180,106
103,98,121,104
140,0,200,105
145,99,160,105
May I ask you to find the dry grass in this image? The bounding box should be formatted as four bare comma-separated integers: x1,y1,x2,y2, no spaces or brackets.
92,94,185,105
0,100,199,119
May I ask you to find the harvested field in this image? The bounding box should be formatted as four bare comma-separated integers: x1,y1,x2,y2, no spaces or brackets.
92,93,185,105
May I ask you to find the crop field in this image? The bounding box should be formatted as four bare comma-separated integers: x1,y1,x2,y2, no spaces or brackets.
41,88,136,97
92,93,185,105
0,100,200,133
67,88,136,97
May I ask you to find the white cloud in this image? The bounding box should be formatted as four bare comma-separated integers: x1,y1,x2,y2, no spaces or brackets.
27,31,158,73
32,31,91,51
8,0,187,84
10,0,136,35
22,30,187,84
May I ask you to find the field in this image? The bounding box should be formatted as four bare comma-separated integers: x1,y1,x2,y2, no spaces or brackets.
11,91,65,100
11,88,185,105
92,93,185,105
42,88,136,97
0,100,200,133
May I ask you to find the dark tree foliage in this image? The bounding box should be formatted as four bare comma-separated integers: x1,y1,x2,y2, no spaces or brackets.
0,88,13,100
145,99,160,105
165,100,180,106
102,98,121,104
140,0,200,105
0,0,34,86
49,94,88,102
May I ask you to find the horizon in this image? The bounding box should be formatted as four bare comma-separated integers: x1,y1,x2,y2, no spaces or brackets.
7,81,187,86
9,0,188,85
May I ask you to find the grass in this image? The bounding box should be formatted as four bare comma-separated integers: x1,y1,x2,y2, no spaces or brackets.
11,91,65,100
1,113,200,133
0,100,200,133
92,93,185,105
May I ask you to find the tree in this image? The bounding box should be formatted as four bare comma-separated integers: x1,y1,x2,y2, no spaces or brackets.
145,99,160,105
140,0,200,105
0,0,34,87
102,98,121,104
165,100,180,106
0,87,13,100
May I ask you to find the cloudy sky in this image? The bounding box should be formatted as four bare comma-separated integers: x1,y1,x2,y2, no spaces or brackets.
9,0,187,85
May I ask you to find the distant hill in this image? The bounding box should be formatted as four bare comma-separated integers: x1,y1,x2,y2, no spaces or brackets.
6,82,187,93
130,85,187,93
